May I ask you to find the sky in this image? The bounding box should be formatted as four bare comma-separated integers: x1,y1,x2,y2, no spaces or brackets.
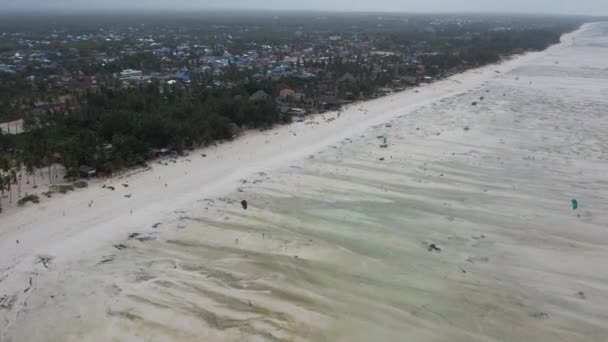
2,0,607,16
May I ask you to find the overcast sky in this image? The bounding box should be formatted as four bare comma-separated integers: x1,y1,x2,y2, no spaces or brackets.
2,0,607,16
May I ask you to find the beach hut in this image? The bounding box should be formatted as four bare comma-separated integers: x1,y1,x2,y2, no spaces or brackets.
79,165,97,178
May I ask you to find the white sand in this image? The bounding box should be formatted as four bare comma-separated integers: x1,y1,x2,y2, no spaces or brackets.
1,22,608,341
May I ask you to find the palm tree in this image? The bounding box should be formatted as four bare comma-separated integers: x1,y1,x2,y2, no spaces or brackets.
8,169,17,204
25,157,36,187
0,154,8,172
0,155,8,212
12,153,23,198
0,176,5,213
5,175,12,205
45,155,53,185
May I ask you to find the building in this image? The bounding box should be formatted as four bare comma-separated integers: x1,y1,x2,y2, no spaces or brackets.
120,69,142,78
79,165,96,178
279,88,295,97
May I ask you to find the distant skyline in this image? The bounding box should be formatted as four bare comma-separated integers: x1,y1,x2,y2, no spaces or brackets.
2,0,608,16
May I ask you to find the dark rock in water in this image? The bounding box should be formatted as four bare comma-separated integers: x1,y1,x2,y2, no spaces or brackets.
0,295,17,310
241,200,248,210
471,101,478,106
35,255,53,268
427,243,442,252
531,312,549,320
136,236,155,242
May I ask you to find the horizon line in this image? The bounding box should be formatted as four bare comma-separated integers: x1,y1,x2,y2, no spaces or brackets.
0,8,604,18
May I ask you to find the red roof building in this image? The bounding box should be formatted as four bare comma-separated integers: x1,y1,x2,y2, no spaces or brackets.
280,88,295,97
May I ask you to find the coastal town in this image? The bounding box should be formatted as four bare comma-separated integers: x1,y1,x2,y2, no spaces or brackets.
0,14,581,123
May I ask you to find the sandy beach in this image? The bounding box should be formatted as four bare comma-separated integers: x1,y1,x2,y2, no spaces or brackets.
1,22,608,341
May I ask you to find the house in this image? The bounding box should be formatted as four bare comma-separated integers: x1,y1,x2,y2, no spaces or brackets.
120,69,142,78
153,47,171,54
79,165,96,178
249,90,270,102
179,74,191,82
287,108,306,116
277,91,307,106
0,119,24,135
149,148,172,158
279,88,295,97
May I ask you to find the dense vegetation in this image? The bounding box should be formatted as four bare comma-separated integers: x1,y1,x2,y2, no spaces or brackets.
2,80,281,174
